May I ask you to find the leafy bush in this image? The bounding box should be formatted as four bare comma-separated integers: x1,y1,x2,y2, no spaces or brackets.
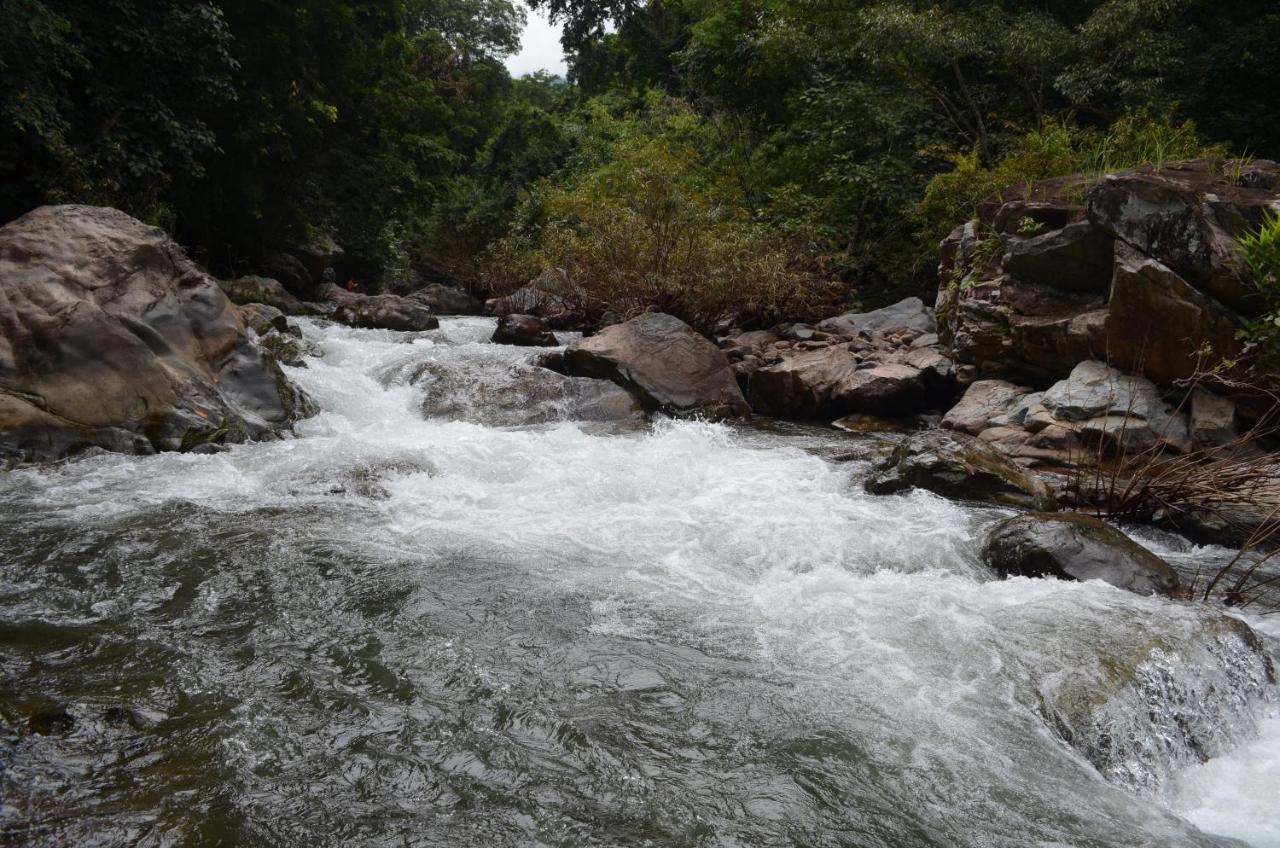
481,96,839,333
1236,212,1280,370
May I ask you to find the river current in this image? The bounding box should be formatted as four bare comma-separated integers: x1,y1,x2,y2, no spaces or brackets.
1,317,1278,847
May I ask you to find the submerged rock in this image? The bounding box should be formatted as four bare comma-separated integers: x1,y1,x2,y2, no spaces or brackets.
417,362,643,427
491,314,558,347
982,512,1179,596
865,430,1056,510
0,205,310,462
559,313,750,419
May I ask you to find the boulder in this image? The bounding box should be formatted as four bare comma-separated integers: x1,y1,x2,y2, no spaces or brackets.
408,283,483,315
982,512,1179,596
941,380,1031,435
259,251,315,300
558,313,749,418
417,363,643,427
865,430,1057,510
218,275,321,315
236,303,289,336
0,205,309,461
291,236,344,285
747,348,927,419
1002,221,1114,293
1189,389,1238,450
1041,361,1189,453
491,314,558,347
1105,245,1242,385
817,296,936,336
320,284,440,332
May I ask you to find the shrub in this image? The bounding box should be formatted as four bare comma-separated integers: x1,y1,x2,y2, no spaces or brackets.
480,96,840,333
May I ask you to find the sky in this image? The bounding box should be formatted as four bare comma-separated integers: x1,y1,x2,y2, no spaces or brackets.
504,4,568,77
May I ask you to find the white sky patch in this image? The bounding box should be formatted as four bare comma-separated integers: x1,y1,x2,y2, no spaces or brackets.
505,4,568,77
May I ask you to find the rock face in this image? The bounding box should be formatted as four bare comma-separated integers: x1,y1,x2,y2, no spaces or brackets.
982,513,1179,596
558,313,750,418
866,431,1057,510
0,206,309,461
409,283,483,315
491,314,558,347
938,158,1276,388
321,284,440,332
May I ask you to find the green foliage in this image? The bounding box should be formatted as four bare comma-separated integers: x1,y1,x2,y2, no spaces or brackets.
1237,213,1280,370
482,96,837,331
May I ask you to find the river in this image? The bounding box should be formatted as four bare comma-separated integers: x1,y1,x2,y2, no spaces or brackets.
1,317,1277,847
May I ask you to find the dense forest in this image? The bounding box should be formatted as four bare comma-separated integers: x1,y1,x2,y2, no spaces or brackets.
4,0,1278,317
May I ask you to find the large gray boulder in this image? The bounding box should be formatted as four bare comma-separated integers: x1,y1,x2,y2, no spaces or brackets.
1002,221,1113,293
558,313,749,418
0,206,310,461
321,284,440,332
982,512,1179,596
1041,361,1189,453
941,380,1031,435
865,430,1057,510
416,363,643,427
817,296,936,336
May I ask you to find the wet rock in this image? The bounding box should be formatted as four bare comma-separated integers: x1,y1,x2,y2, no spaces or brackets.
0,205,309,462
409,283,483,315
558,313,749,418
321,284,440,332
865,430,1057,510
817,296,936,336
418,363,643,427
491,314,558,347
291,236,344,285
982,512,1179,596
747,348,927,419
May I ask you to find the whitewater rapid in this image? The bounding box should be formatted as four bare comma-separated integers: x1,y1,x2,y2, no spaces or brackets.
0,317,1276,847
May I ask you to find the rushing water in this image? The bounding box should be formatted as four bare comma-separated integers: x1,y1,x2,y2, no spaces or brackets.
1,317,1278,847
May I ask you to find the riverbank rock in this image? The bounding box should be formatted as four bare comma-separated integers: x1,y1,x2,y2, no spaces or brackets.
409,283,483,315
938,159,1276,388
0,205,310,461
558,313,750,418
321,284,439,332
866,431,1056,510
219,275,316,315
816,296,936,336
982,513,1179,596
492,314,558,347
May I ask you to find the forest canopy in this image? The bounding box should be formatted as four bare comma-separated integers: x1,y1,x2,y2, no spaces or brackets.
2,0,1277,306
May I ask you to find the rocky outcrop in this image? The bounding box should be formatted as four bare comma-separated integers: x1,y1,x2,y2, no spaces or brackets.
981,512,1179,596
409,283,483,315
725,298,957,421
557,313,750,418
219,275,330,317
865,431,1057,510
938,159,1277,388
320,284,440,332
0,205,309,461
491,314,558,347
